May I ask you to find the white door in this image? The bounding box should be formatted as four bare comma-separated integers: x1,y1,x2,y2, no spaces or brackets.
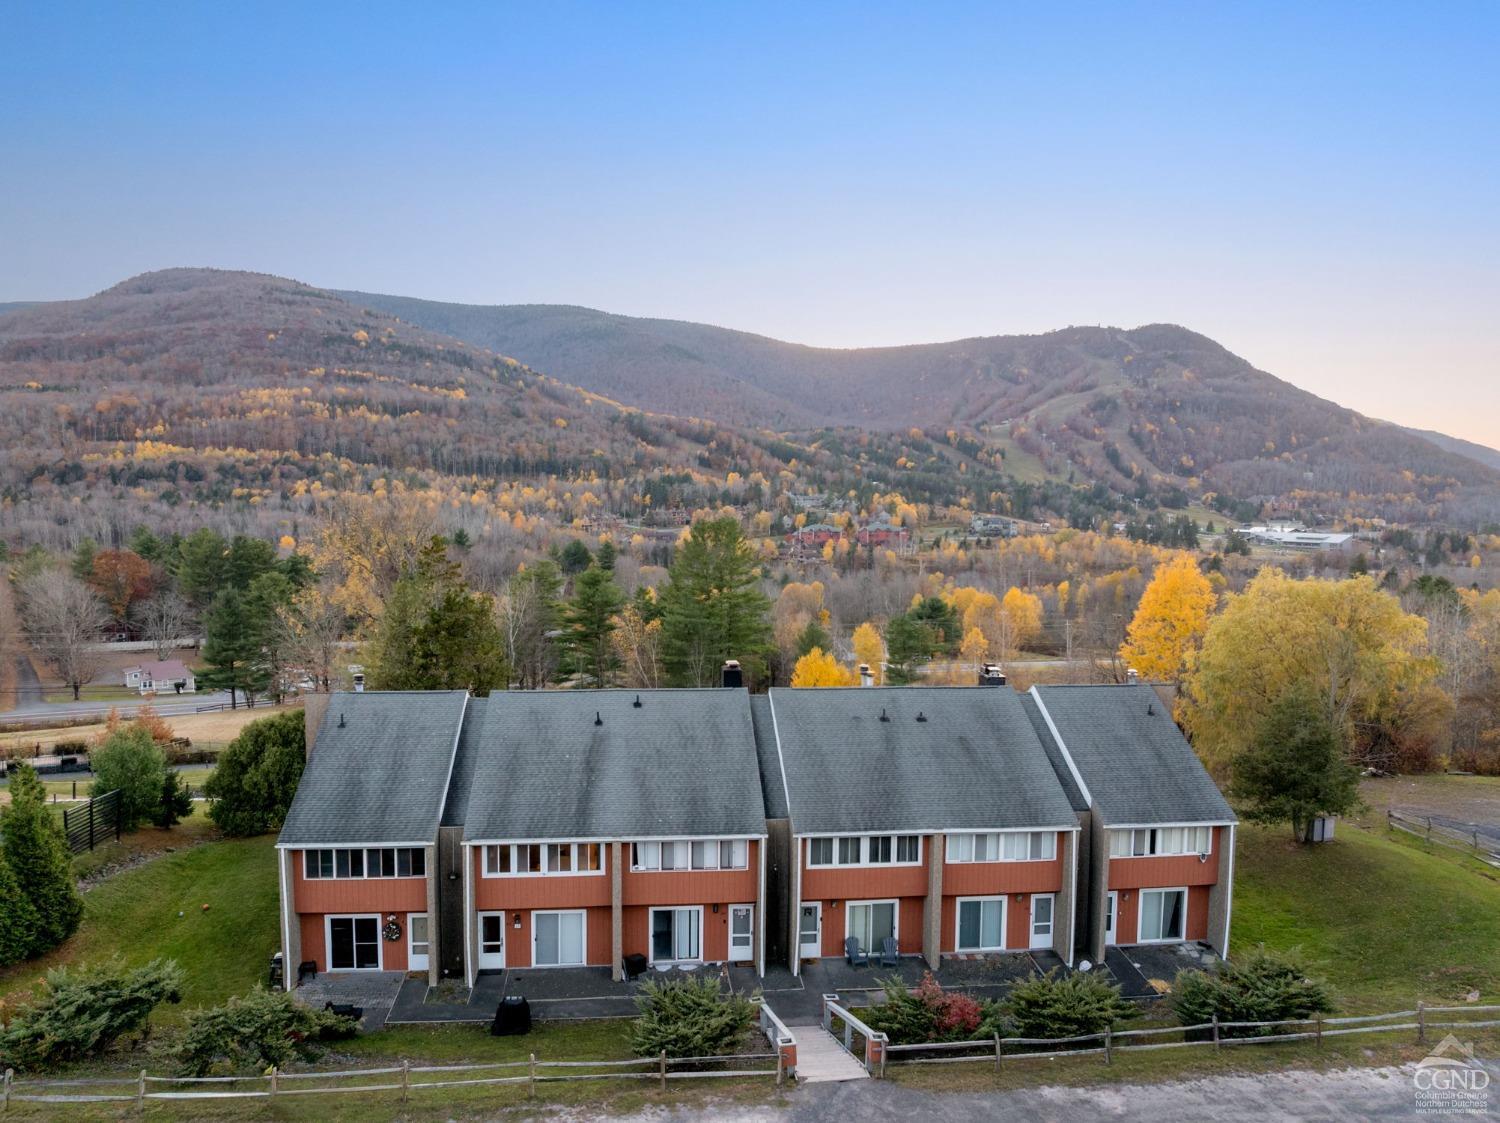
1029,894,1055,950
534,910,586,966
1103,892,1117,946
798,902,821,959
408,913,430,972
728,905,754,962
478,912,506,970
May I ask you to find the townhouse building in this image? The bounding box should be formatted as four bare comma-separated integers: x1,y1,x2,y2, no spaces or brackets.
275,677,1235,989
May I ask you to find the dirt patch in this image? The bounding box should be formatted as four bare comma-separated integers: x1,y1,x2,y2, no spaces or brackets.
1359,774,1500,830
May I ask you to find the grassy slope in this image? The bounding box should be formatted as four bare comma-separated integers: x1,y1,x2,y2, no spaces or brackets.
0,829,279,1019
1231,820,1500,1011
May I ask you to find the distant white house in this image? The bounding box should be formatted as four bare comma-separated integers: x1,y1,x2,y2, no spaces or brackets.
123,659,197,695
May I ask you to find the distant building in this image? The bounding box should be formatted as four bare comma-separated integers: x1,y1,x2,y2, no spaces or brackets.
1238,526,1357,553
123,659,197,695
970,514,1018,538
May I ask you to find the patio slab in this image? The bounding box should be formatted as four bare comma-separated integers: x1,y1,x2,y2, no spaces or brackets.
292,971,405,1030
1104,941,1217,1000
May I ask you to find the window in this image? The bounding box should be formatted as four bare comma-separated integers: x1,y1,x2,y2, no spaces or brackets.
304,848,424,879
483,843,606,877
807,835,922,868
533,911,586,966
1138,888,1186,942
946,832,1056,863
1109,827,1212,859
846,901,896,952
632,839,749,871
650,907,702,962
327,916,380,970
956,898,1005,952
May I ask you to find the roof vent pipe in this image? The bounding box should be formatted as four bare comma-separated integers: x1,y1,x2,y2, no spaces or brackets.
879,708,890,722
338,713,345,729
632,695,643,708
915,711,927,723
594,711,603,726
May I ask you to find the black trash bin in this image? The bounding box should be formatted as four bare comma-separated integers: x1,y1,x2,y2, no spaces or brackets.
623,953,648,980
492,995,531,1036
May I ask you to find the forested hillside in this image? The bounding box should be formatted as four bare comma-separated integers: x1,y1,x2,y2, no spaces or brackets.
344,292,1500,527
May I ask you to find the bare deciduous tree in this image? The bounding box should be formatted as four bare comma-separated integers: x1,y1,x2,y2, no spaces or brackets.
18,570,109,701
133,590,195,661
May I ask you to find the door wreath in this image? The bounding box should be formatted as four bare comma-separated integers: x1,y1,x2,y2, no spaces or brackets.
383,916,403,942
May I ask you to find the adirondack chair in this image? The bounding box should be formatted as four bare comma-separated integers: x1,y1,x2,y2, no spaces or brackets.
844,936,869,966
879,936,899,966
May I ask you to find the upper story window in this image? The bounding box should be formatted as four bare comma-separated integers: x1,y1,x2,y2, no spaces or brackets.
946,831,1056,863
632,839,749,871
304,847,425,880
806,834,922,868
482,842,604,877
1109,826,1212,859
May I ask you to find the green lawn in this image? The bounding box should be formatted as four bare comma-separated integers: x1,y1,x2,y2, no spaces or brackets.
41,685,142,704
0,830,279,1019
1231,819,1500,1011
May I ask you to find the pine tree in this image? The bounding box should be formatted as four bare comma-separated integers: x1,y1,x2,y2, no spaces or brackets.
562,565,625,687
153,770,195,830
0,849,40,966
659,518,772,686
0,764,83,955
199,589,270,708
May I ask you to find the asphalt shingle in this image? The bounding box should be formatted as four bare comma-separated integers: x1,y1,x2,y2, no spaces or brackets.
768,686,1079,834
1030,685,1234,827
749,694,791,819
277,691,469,846
459,689,768,841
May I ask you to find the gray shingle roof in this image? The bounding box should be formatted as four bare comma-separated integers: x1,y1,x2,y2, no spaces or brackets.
749,694,790,819
1031,685,1235,827
768,686,1079,835
459,690,767,841
277,691,469,846
1018,692,1089,812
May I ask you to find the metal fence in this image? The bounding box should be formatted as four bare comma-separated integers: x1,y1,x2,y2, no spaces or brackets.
59,789,120,854
879,1002,1500,1076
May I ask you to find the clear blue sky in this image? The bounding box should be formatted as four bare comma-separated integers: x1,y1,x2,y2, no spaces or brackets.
4,2,1497,445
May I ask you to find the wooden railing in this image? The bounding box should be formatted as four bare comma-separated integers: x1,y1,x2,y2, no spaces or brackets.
822,993,889,1075
754,996,798,1080
880,1002,1500,1073
1,1048,788,1108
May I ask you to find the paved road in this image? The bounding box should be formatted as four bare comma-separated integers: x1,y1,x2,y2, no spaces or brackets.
12,654,43,707
2,684,237,721
576,1060,1499,1121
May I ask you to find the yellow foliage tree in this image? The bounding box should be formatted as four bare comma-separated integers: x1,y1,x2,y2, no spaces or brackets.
852,621,885,683
1118,553,1216,684
790,647,859,687
960,626,989,664
998,587,1043,660
1181,569,1440,776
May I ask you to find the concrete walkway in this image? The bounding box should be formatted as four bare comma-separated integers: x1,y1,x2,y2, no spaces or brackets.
792,1027,869,1084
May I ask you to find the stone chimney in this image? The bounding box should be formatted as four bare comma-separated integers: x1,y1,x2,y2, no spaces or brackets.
858,663,874,688
721,660,744,689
